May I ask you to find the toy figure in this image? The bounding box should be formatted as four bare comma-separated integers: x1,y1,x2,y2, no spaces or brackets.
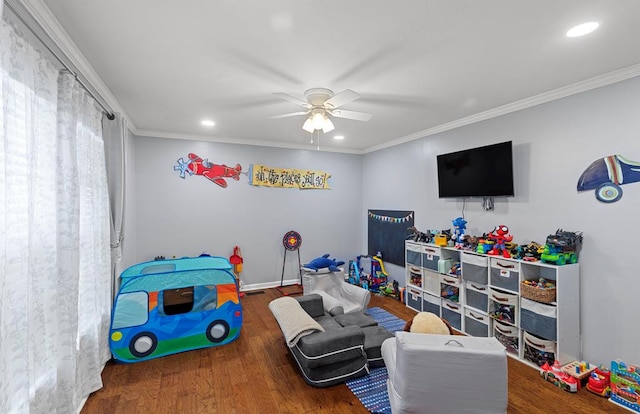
487,225,513,258
406,226,435,243
451,216,467,249
303,254,345,272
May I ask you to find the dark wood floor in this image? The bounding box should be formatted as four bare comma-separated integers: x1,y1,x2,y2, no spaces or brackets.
83,288,624,413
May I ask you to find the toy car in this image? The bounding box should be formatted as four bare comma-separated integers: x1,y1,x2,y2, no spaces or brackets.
586,366,611,397
540,249,577,266
540,361,579,393
540,229,583,265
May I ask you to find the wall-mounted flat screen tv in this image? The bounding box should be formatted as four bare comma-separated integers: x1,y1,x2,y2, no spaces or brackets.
437,141,514,198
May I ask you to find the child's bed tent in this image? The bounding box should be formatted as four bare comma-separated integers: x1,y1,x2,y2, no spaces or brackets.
109,256,242,363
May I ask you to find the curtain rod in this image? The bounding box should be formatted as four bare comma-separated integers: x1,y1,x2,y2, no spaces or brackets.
5,1,116,120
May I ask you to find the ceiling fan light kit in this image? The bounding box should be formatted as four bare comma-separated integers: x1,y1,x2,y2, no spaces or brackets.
273,87,372,135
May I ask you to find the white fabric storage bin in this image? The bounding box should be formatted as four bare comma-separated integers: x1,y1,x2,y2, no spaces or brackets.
520,298,557,341
465,308,490,337
489,287,519,327
406,287,422,312
465,281,488,312
422,269,440,296
441,299,462,331
462,253,489,284
490,258,520,292
493,320,520,356
440,274,461,303
406,242,422,266
421,245,440,271
422,292,440,316
523,331,556,367
408,265,422,288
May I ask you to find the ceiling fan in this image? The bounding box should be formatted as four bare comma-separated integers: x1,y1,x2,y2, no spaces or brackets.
270,88,372,133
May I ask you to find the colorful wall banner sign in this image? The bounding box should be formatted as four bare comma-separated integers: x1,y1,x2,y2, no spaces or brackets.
368,211,414,223
248,164,331,189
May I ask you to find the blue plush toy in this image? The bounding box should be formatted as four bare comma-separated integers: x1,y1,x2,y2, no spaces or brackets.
304,254,345,272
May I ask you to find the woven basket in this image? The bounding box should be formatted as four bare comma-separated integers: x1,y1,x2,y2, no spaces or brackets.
520,281,556,303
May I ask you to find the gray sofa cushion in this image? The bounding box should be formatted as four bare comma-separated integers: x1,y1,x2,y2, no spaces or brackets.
362,326,394,368
334,312,378,328
294,326,366,369
296,293,325,318
314,315,343,331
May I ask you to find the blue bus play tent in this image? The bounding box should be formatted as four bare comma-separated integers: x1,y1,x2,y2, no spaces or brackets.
109,256,242,363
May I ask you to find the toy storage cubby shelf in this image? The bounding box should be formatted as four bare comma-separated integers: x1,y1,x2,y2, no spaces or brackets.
404,240,581,368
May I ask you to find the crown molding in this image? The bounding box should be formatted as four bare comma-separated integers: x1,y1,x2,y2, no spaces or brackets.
363,63,640,154
135,129,364,155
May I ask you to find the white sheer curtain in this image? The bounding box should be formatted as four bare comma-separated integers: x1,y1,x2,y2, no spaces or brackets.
1,9,111,414
103,113,127,301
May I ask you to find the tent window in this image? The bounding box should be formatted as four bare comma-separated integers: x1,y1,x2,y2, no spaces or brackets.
162,287,194,315
112,292,149,329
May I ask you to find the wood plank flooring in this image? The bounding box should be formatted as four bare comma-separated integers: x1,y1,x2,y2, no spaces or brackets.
83,288,624,413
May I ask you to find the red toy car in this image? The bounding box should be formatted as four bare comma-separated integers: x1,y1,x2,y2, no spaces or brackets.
586,366,611,397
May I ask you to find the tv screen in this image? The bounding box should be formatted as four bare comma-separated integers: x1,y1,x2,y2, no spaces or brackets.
437,141,514,198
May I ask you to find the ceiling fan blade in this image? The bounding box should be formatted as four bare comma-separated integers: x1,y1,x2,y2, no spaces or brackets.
273,93,311,108
269,111,309,119
323,89,360,109
330,109,372,122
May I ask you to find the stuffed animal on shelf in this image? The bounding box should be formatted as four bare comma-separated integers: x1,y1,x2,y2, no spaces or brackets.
303,253,345,272
403,312,454,335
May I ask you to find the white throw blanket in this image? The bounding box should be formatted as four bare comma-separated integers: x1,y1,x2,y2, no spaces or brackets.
269,297,324,347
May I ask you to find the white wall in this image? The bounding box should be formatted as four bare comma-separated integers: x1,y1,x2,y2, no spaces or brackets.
131,137,362,288
361,76,640,366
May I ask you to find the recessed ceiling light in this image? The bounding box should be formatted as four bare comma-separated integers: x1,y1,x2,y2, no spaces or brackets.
201,119,215,127
334,135,344,140
566,22,599,37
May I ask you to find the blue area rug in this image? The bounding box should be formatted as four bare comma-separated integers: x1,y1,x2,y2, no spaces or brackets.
346,307,406,414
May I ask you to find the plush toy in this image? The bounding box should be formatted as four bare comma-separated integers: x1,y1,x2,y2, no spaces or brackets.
403,312,454,335
303,254,345,272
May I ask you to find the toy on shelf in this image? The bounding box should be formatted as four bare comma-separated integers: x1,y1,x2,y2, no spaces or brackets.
521,278,556,304
587,365,612,397
487,225,513,258
406,226,435,243
441,285,459,302
540,229,583,265
451,216,468,249
490,304,515,324
539,360,579,393
434,233,449,247
476,236,495,254
610,360,640,412
511,241,544,261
